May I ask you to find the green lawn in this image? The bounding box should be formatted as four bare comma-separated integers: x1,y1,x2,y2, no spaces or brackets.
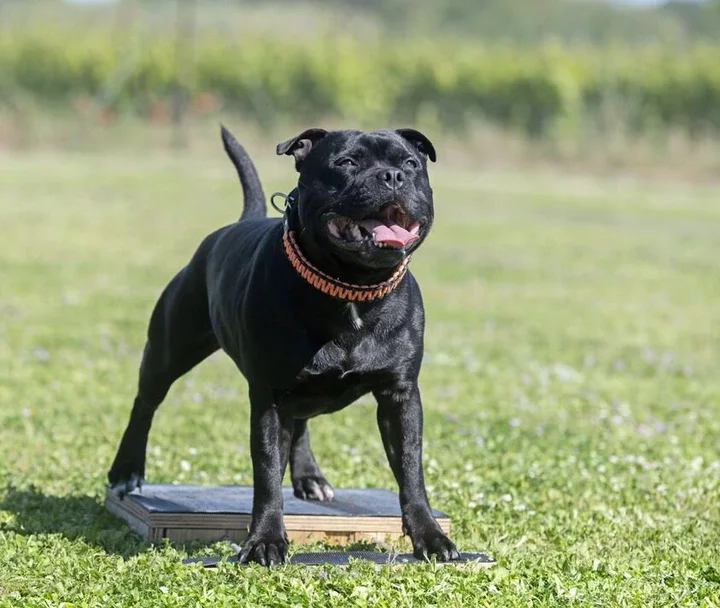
1,143,719,607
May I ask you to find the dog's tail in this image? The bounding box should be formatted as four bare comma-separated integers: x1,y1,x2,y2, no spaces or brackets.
220,125,266,221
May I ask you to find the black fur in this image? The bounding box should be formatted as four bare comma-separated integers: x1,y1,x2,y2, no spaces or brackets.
108,126,458,566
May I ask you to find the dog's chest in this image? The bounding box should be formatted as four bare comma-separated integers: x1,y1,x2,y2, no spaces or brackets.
281,335,393,418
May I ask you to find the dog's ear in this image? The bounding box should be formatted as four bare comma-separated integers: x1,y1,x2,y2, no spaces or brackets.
395,128,437,163
276,128,328,170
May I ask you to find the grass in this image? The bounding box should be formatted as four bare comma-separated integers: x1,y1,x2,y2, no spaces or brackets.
1,132,720,607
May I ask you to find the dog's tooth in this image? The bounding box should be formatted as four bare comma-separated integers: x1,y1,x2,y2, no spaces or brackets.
329,222,340,237
350,224,362,241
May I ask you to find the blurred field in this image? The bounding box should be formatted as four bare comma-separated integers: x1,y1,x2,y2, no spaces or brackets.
2,0,720,156
1,133,719,606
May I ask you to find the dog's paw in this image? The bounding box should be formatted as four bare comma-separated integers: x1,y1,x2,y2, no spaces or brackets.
292,475,334,501
107,469,144,498
237,534,289,567
411,528,460,562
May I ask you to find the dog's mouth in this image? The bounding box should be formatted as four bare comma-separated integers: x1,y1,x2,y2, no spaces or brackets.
326,204,421,250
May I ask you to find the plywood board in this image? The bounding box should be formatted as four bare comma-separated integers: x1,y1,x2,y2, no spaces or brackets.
105,484,451,546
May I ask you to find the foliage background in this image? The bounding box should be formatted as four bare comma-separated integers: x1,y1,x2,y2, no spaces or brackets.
2,0,720,146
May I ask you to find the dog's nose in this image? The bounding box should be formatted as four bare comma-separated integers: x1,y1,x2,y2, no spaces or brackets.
380,169,405,190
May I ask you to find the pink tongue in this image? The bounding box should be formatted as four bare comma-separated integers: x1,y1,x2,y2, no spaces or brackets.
361,219,419,247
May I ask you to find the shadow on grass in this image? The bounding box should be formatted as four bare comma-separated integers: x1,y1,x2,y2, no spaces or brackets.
0,485,150,558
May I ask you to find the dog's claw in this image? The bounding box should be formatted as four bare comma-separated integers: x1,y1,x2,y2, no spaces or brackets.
266,543,283,567
238,535,288,567
411,529,459,563
109,472,144,498
292,476,334,501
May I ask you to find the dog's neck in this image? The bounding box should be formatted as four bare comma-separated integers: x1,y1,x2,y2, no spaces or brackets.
283,228,410,304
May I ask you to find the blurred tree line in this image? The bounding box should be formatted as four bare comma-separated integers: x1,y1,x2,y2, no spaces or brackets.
236,0,720,44
68,0,720,44
4,0,719,140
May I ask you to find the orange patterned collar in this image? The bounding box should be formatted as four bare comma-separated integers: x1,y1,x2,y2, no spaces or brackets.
282,229,410,302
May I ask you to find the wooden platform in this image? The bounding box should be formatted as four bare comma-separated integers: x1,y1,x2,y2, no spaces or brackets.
105,484,452,546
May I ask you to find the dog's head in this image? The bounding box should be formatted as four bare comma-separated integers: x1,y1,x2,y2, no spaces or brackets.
277,128,436,275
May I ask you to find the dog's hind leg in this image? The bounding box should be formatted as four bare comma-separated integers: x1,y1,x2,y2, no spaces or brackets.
289,420,334,501
108,268,219,496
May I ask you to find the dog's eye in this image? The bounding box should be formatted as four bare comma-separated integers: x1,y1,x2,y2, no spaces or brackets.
405,158,419,169
337,158,357,168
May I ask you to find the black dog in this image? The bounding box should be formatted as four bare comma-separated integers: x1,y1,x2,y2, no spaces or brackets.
108,126,459,566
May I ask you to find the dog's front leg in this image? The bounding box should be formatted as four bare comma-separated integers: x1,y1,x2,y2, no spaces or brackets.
375,381,460,562
238,385,294,566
